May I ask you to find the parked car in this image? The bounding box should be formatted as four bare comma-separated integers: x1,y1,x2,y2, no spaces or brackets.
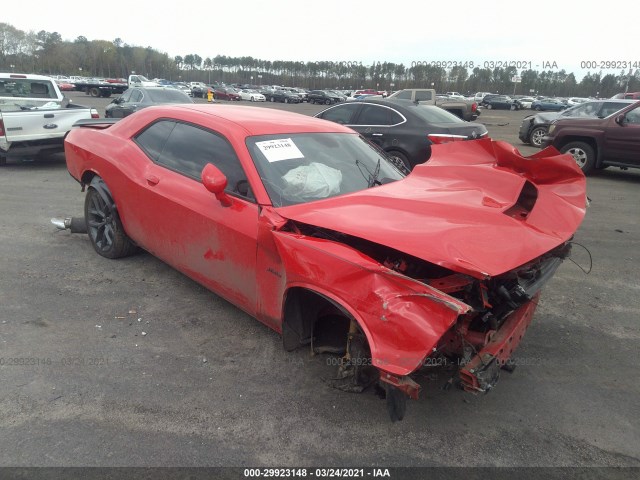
315,98,488,171
519,99,635,147
434,95,481,121
190,82,212,98
55,80,76,91
541,100,640,174
104,87,194,118
566,97,589,106
514,97,535,109
170,82,193,97
214,87,241,101
483,95,519,110
265,90,301,104
474,92,493,103
531,98,567,111
63,104,586,421
239,89,266,102
308,90,342,105
480,93,501,107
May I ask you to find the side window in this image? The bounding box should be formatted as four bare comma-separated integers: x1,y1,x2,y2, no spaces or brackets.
134,120,176,162
357,105,398,126
415,91,432,101
130,90,143,103
119,89,133,103
319,104,360,124
155,122,249,196
623,107,640,125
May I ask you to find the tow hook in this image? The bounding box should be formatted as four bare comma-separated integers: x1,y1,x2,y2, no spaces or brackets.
51,216,87,234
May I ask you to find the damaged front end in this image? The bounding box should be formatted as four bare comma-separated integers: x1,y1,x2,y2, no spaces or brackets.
271,139,586,421
273,218,575,421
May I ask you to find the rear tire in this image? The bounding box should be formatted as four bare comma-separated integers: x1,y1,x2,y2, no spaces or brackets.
386,150,411,174
560,141,596,174
325,99,331,105
487,104,493,110
84,180,137,259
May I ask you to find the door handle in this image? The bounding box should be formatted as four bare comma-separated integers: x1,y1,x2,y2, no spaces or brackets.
371,133,383,136
146,175,160,186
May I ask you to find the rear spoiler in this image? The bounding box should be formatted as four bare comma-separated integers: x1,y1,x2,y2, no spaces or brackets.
72,118,119,129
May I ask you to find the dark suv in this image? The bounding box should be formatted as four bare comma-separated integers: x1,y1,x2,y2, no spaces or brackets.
519,99,635,147
541,100,640,174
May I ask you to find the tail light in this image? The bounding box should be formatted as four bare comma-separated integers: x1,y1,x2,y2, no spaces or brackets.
471,102,478,112
0,119,4,136
428,134,467,144
90,109,99,119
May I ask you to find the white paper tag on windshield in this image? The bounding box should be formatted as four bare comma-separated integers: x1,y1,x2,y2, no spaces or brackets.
256,138,304,162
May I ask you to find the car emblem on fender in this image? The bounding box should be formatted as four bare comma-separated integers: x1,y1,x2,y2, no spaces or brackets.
43,124,58,129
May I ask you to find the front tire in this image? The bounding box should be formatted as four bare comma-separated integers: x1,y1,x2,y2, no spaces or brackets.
84,181,137,259
325,99,331,105
560,141,596,174
487,104,493,110
529,126,547,148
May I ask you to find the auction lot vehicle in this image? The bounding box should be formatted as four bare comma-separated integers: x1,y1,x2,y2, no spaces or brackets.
389,89,479,120
387,88,436,104
74,78,128,98
435,95,480,121
104,87,194,118
519,99,635,147
64,105,586,421
0,73,99,164
542,100,640,174
315,99,487,171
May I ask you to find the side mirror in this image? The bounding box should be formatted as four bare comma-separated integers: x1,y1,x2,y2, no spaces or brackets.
615,114,625,125
202,163,232,207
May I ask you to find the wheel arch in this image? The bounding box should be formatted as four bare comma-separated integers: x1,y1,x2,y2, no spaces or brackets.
281,285,375,356
557,135,601,166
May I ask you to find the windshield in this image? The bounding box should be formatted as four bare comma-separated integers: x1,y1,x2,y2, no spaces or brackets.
246,133,405,207
561,102,600,117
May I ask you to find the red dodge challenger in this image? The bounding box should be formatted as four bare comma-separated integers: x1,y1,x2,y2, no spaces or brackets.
64,105,586,421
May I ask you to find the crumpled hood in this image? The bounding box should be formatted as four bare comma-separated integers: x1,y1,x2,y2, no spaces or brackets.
277,139,586,278
533,112,562,124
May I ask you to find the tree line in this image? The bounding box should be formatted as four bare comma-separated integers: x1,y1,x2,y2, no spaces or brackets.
1,23,638,97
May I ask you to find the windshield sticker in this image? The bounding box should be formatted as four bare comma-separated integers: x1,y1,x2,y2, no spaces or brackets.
256,138,304,162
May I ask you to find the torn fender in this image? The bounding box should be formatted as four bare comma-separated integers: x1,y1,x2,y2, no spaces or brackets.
271,232,471,377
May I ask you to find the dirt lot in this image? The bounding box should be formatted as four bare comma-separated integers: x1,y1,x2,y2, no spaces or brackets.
0,93,639,471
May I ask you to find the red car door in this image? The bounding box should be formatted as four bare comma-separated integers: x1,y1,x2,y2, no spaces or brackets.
131,119,260,315
603,103,640,166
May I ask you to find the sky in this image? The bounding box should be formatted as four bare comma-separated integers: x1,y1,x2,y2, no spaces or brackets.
2,0,637,81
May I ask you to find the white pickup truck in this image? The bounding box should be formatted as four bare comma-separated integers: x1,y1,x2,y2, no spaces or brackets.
0,73,99,165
